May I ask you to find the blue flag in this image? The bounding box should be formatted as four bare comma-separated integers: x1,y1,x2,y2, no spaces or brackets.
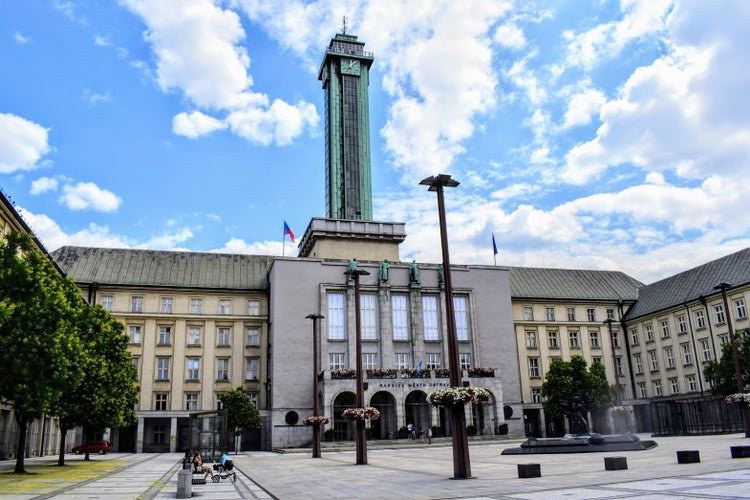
492,233,498,256
416,360,423,376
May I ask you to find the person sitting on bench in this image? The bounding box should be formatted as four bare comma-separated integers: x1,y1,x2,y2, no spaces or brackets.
193,451,213,480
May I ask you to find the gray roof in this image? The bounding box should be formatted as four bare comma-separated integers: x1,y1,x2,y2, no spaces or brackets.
624,247,750,320
52,246,274,290
509,267,642,301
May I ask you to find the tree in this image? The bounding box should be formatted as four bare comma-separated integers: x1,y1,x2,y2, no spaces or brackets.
704,329,750,395
541,355,614,428
219,387,261,453
0,232,85,473
52,305,139,465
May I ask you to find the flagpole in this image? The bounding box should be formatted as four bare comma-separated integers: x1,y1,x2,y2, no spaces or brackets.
282,227,286,257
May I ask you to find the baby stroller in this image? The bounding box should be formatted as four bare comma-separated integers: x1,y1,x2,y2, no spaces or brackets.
211,458,237,483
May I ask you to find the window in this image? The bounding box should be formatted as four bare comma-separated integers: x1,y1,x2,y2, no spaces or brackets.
523,307,534,321
645,324,654,341
719,334,729,344
190,298,203,314
329,353,346,370
545,307,555,321
634,354,643,374
156,357,170,380
677,315,687,334
188,326,202,345
660,320,670,338
392,295,409,340
100,295,113,311
186,393,198,411
531,388,542,403
361,293,378,340
592,357,602,365
219,299,232,315
526,331,537,348
394,353,411,370
129,325,142,344
587,309,596,322
327,292,346,340
638,382,647,398
735,298,747,320
217,327,231,346
700,339,711,361
649,350,658,371
246,327,260,346
616,357,623,376
548,331,559,348
131,356,139,374
131,296,143,313
653,379,663,396
245,358,258,380
664,346,675,368
247,299,260,316
216,358,230,380
630,328,639,346
154,393,168,411
423,295,440,341
682,343,692,365
687,375,697,392
362,353,378,370
695,310,706,329
714,304,726,325
425,353,441,369
454,296,469,341
589,330,600,348
529,358,540,378
569,331,580,348
612,330,620,348
158,326,172,345
161,297,173,314
669,378,679,394
187,358,200,381
567,308,576,321
606,309,615,320
247,392,258,408
459,353,472,370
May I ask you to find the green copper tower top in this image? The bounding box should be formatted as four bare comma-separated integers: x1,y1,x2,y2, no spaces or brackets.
318,32,374,220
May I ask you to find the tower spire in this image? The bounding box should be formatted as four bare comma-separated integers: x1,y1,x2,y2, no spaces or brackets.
341,16,347,34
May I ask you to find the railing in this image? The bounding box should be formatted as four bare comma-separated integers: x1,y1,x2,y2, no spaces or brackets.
328,368,495,380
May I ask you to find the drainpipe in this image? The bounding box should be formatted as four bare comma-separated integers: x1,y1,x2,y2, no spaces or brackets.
86,282,99,306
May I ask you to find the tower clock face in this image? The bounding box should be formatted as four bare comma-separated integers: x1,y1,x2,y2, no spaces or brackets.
341,58,360,75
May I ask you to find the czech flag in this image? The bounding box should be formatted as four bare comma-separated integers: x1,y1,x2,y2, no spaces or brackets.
284,221,295,243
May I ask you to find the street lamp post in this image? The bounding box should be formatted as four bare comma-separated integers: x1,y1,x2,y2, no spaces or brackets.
344,267,371,464
714,282,750,438
306,313,325,458
603,318,622,406
420,174,472,479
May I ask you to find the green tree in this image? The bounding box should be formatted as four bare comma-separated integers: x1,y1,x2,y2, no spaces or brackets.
52,305,139,465
704,329,750,395
541,355,614,421
0,232,85,473
219,387,261,453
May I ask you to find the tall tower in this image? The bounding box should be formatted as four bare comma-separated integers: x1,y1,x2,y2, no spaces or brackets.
318,32,374,220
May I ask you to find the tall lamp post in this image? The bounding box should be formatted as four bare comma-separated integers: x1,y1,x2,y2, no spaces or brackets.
344,267,370,464
603,318,622,406
713,282,750,438
420,174,472,479
306,313,325,458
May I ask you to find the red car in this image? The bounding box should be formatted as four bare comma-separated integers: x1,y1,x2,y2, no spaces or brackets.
72,440,110,455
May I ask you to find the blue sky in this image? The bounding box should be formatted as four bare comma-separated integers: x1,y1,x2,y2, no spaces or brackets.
1,0,749,284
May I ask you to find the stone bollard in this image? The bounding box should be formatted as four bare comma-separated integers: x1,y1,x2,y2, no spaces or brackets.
177,468,192,498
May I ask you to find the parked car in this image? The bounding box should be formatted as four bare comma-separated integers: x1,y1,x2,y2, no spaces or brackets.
72,440,110,455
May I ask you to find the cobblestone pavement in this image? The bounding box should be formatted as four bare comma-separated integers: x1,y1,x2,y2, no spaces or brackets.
0,433,748,499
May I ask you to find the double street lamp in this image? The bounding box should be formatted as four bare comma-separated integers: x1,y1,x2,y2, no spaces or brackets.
305,313,325,458
420,174,473,479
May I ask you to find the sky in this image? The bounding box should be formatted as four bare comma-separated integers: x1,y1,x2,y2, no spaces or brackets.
1,0,749,285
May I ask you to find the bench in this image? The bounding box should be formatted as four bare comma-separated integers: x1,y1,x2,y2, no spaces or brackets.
517,463,541,478
676,450,700,464
730,445,750,459
192,464,207,484
604,456,628,470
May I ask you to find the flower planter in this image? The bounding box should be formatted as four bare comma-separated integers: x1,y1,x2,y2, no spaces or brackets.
342,407,380,421
427,386,490,407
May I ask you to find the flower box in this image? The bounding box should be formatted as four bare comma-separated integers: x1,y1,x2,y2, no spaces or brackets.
433,368,450,378
366,368,397,379
342,407,380,421
331,369,356,379
427,387,490,407
303,416,330,426
400,368,429,379
725,393,750,407
467,367,495,378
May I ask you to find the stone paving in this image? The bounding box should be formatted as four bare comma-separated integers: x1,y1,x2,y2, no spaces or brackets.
0,433,748,499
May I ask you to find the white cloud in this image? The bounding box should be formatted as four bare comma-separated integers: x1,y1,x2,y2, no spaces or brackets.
121,0,318,145
30,177,59,194
172,111,227,138
59,182,122,212
0,113,51,174
136,228,194,249
14,32,30,44
494,23,525,50
212,237,293,256
562,89,606,128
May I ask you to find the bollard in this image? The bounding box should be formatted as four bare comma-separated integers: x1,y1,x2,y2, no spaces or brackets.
604,456,628,470
177,468,192,498
676,450,700,463
517,463,541,478
730,445,750,458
